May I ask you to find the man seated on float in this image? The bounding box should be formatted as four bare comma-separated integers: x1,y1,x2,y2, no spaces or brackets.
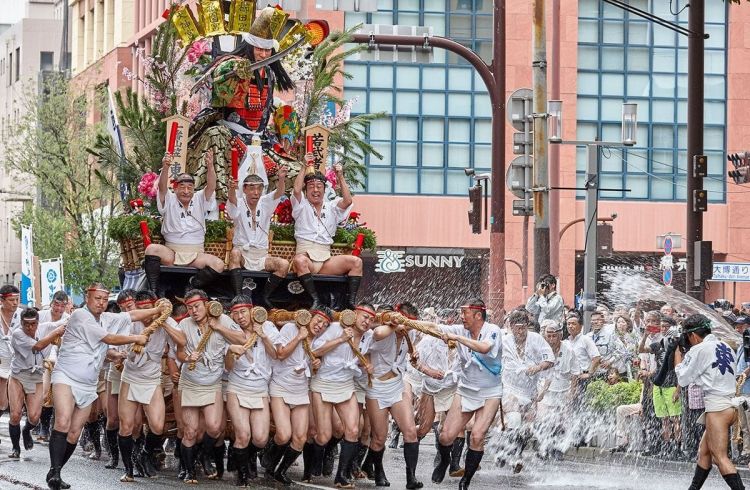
143,151,225,295
291,156,362,309
226,166,290,306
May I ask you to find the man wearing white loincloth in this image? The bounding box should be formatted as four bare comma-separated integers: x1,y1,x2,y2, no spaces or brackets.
362,302,423,489
290,157,362,309
226,169,290,305
8,308,65,459
433,298,503,490
675,314,744,490
223,295,280,485
46,283,157,490
174,289,244,484
117,291,185,482
144,152,224,295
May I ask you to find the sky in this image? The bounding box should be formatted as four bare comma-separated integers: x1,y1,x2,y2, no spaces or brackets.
0,0,24,25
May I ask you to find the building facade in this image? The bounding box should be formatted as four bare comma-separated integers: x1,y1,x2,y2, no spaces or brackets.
344,0,750,311
0,0,63,285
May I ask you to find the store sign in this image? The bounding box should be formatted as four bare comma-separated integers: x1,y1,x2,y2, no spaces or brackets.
711,262,750,282
374,249,465,274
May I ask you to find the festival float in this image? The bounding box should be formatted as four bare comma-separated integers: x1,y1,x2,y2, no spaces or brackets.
99,1,379,307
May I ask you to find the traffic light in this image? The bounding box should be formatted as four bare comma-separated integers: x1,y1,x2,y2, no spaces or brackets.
727,152,750,184
468,183,482,234
693,189,708,212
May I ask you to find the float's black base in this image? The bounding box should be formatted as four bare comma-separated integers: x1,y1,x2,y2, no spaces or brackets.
156,266,348,309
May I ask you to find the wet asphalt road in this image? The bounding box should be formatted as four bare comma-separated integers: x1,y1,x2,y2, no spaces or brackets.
0,417,735,489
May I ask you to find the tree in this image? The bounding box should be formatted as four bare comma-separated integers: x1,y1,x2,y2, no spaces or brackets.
4,74,120,292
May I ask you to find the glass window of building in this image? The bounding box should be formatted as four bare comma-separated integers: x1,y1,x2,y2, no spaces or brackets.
576,0,727,202
344,0,492,195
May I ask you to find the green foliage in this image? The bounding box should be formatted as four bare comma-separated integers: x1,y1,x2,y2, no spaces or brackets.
107,215,231,244
271,224,377,251
585,380,642,412
4,74,121,292
87,88,168,199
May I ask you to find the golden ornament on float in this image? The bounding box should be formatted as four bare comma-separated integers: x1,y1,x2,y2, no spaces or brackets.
268,7,289,41
197,0,227,37
278,20,311,51
172,5,203,45
228,0,256,34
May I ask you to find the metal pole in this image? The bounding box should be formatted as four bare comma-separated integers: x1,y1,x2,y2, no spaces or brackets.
522,214,529,291
532,0,549,283
488,0,506,321
686,0,705,302
549,0,561,277
582,144,599,333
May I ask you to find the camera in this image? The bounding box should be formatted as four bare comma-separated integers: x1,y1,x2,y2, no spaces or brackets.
678,332,692,353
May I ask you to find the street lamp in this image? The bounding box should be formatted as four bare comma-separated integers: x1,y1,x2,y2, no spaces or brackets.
547,100,637,332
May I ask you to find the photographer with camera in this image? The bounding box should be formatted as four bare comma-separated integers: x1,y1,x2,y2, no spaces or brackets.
675,314,744,490
525,274,564,327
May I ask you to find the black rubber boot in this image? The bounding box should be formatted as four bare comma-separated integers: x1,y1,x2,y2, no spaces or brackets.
311,442,326,477
298,273,321,309
140,431,162,477
8,423,20,458
350,442,367,479
404,442,423,489
190,266,222,290
118,434,135,482
105,429,119,469
233,446,248,487
459,448,483,490
688,465,712,490
263,274,284,307
22,421,36,450
301,442,314,482
143,255,162,295
323,436,340,477
199,435,218,478
263,441,286,478
229,268,244,296
132,436,145,477
212,441,226,479
431,443,453,484
38,406,53,441
449,436,465,476
181,443,198,484
47,430,67,489
334,440,358,488
248,444,261,479
724,473,745,490
345,276,362,309
362,446,374,479
274,446,302,486
88,421,102,460
371,448,390,487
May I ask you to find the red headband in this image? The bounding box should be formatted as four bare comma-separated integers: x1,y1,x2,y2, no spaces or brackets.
355,306,376,318
0,293,19,298
460,304,486,311
311,309,332,323
135,300,155,307
173,313,189,322
230,303,254,312
87,287,110,294
117,298,135,306
184,296,207,306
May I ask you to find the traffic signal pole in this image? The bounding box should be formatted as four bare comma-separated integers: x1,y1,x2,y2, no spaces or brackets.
350,1,507,319
686,0,705,302
532,0,550,284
